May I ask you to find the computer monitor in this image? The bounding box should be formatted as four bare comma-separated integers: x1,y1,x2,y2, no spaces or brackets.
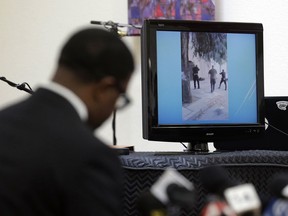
141,19,265,152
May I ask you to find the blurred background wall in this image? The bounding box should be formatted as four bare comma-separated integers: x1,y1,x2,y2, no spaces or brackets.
0,0,287,151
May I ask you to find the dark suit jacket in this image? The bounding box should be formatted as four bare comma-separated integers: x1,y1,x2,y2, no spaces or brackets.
0,88,123,216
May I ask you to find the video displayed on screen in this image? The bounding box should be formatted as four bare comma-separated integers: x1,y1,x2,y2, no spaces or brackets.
156,31,257,125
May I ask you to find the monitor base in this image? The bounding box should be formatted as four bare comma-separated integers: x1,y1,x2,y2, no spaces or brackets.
184,142,209,152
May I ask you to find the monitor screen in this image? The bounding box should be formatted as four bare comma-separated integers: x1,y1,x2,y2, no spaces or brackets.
141,19,265,151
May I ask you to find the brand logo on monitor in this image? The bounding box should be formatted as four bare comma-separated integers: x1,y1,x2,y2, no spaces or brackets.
276,101,288,111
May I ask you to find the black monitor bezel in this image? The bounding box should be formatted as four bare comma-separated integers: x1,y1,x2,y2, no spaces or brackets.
141,19,265,143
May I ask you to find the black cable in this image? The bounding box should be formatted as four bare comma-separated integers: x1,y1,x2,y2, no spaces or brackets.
180,142,187,149
0,76,33,94
112,110,117,146
265,121,288,136
22,82,33,91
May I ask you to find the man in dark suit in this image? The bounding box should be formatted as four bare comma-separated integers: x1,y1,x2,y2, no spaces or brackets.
0,27,134,215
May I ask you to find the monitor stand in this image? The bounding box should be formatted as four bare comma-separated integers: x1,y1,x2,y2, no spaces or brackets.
184,142,209,153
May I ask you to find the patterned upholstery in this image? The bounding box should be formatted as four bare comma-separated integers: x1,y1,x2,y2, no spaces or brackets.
120,150,288,216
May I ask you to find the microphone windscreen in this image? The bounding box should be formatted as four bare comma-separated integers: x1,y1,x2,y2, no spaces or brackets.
199,166,236,196
263,198,288,216
166,183,195,208
137,191,167,216
269,173,288,198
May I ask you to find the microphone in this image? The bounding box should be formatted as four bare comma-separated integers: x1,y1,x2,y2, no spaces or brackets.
269,173,288,199
150,168,194,206
137,191,167,216
90,20,118,27
200,166,237,216
224,183,261,216
263,173,288,216
200,166,262,216
90,20,127,37
200,197,237,216
200,165,236,197
166,183,196,208
137,168,195,216
90,20,109,25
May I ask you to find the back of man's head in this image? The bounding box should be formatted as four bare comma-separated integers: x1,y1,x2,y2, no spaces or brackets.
58,27,134,82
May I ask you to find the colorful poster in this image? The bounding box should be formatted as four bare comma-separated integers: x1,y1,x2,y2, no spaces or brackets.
128,0,215,35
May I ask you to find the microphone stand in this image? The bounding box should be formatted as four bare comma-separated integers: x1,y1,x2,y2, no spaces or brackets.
90,20,137,153
0,76,33,94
